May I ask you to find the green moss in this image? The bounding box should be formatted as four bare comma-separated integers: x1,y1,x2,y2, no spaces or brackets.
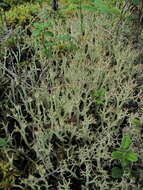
4,3,40,27
5,0,34,7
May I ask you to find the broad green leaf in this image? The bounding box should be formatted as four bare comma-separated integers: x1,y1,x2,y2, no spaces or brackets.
0,138,8,147
120,136,132,150
121,159,130,168
94,88,107,97
44,31,54,37
112,167,123,178
111,151,124,159
96,98,105,105
93,88,106,104
125,151,138,162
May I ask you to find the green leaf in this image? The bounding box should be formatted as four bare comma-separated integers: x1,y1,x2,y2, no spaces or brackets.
93,0,110,14
58,34,74,41
81,5,97,12
42,23,53,29
93,0,121,16
96,98,105,105
41,48,52,57
110,7,120,15
112,167,123,178
111,151,124,159
44,31,54,37
32,23,53,30
94,88,107,98
0,138,8,147
121,159,130,168
32,31,41,37
120,136,132,150
125,151,138,162
45,41,55,47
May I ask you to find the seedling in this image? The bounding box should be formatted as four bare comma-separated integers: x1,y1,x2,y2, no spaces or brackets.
32,22,54,57
91,88,107,105
32,22,75,57
111,136,138,178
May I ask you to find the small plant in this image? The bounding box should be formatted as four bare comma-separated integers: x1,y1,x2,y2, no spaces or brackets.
111,136,138,178
91,87,107,105
32,22,54,57
32,21,76,57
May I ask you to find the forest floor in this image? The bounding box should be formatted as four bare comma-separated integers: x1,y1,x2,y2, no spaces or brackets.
0,1,143,190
